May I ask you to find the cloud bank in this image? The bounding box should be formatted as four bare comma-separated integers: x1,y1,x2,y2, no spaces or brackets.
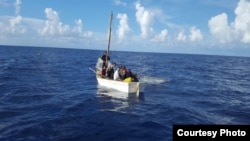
38,8,88,37
0,0,92,47
0,0,249,55
208,0,250,44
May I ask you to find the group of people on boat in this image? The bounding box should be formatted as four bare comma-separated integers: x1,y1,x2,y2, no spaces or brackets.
96,51,139,82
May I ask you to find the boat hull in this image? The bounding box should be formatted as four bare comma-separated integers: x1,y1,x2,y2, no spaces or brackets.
96,76,145,94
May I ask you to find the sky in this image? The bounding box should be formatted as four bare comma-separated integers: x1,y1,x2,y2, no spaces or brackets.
0,0,250,57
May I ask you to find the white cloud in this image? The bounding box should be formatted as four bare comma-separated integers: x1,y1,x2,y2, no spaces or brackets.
177,31,187,42
45,7,59,21
83,31,93,38
0,15,26,34
116,13,130,41
135,1,154,39
9,15,24,32
189,26,203,42
113,0,126,6
0,5,93,47
134,1,171,44
38,8,69,36
234,0,250,43
176,28,202,43
208,0,250,44
73,19,82,33
15,0,21,15
152,29,168,42
9,15,21,27
38,8,89,38
208,13,233,43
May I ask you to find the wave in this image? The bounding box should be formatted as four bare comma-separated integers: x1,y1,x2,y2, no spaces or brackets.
139,75,169,84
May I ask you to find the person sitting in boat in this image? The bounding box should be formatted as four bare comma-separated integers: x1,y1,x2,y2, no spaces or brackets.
101,65,107,77
96,52,113,77
106,63,114,79
113,65,139,82
119,66,133,81
95,57,103,76
113,66,122,81
120,67,127,80
101,51,110,68
100,61,114,78
121,66,139,82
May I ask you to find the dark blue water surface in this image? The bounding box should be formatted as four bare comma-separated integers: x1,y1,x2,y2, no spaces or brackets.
0,45,250,141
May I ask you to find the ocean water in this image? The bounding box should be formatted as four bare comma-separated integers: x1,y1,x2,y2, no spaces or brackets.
0,45,249,141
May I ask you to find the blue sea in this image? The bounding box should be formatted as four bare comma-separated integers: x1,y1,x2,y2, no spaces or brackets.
0,45,249,141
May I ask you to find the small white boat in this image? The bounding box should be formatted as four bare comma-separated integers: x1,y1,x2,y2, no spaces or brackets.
93,11,146,96
96,75,146,94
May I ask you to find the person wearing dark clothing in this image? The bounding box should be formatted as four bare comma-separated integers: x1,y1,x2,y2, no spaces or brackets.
101,65,107,77
119,68,127,80
101,51,110,61
107,66,114,79
101,51,110,68
121,66,139,82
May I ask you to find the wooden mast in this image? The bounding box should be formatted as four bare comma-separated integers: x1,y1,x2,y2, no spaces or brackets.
106,11,113,66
